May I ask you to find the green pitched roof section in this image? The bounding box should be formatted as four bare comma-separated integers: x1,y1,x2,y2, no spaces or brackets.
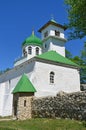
22,33,42,47
36,51,79,67
12,74,36,94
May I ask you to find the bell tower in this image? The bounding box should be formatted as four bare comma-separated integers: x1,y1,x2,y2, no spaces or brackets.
38,19,67,57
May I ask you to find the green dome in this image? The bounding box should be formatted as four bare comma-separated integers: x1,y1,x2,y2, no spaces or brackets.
22,33,42,47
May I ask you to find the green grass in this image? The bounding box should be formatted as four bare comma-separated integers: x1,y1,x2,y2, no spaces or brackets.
0,116,12,119
0,118,86,130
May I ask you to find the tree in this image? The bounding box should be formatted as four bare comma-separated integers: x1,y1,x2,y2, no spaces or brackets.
80,42,86,83
65,49,72,59
71,56,82,66
65,0,86,39
0,68,11,75
81,42,86,64
0,71,3,75
66,47,86,84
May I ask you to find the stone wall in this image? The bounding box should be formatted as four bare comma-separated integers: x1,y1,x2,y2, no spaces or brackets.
32,91,86,120
81,84,86,91
13,93,34,120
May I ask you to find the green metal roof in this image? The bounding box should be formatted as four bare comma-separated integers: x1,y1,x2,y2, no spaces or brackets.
22,33,42,47
12,74,36,94
36,51,79,67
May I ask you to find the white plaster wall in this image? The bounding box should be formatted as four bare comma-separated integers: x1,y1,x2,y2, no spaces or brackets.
33,61,80,97
14,45,42,66
0,81,14,116
43,38,65,56
22,45,42,58
0,61,36,85
50,39,65,56
0,83,5,115
41,25,65,40
0,60,35,116
14,57,27,67
0,83,14,116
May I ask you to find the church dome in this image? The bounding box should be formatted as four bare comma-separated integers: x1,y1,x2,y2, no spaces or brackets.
22,33,42,47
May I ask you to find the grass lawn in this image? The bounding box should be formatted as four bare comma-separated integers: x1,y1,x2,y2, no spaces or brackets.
0,118,86,130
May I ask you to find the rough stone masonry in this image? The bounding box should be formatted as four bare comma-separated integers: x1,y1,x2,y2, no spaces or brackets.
32,91,86,120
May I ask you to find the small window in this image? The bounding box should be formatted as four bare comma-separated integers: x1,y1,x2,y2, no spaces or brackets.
36,47,39,55
44,31,48,38
23,49,27,56
28,46,32,54
50,72,55,84
45,44,47,48
55,30,60,37
24,100,26,107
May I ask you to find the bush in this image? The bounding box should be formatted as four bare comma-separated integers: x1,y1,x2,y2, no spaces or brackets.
82,121,86,127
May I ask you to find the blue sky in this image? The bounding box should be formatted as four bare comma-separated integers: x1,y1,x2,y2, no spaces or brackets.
0,0,85,70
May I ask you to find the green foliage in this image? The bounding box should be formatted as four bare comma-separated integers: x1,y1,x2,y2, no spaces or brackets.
0,71,3,75
80,67,86,84
0,118,86,130
71,56,86,84
4,68,11,73
80,42,86,83
82,121,86,127
65,49,72,59
66,42,86,84
81,42,86,64
71,56,82,65
0,68,11,75
65,0,86,39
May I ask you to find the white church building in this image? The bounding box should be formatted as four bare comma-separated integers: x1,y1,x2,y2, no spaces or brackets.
0,19,80,117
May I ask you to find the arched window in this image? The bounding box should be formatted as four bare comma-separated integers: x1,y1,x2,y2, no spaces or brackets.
36,47,39,55
50,71,55,84
23,49,27,56
28,46,32,54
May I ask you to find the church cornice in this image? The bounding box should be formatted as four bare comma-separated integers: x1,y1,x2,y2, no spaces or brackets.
35,57,80,70
42,35,67,43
